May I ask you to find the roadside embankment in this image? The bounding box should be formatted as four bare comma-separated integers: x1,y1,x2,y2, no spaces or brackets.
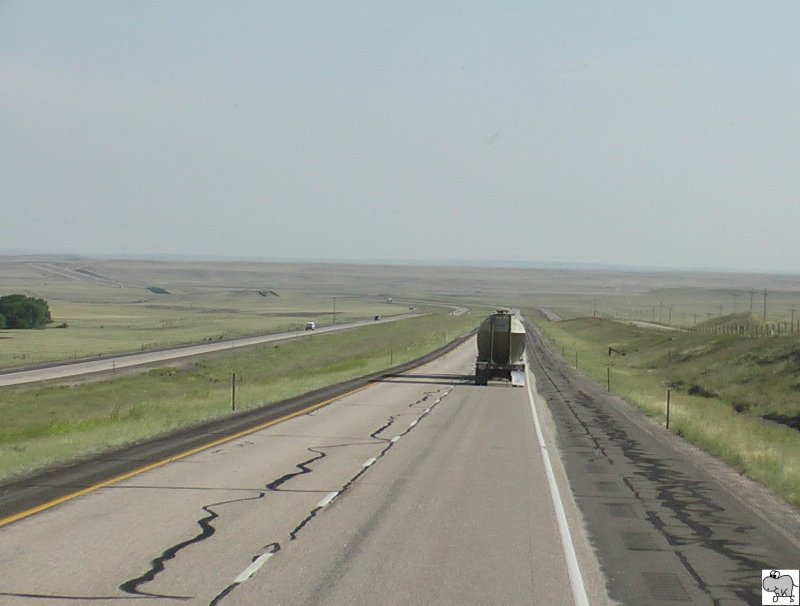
531,314,800,509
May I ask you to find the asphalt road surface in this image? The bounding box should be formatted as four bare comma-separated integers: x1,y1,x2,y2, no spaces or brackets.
526,324,800,604
2,328,799,605
0,314,417,387
0,339,601,605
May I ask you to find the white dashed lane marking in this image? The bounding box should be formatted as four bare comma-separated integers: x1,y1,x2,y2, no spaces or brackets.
234,550,277,583
316,491,339,509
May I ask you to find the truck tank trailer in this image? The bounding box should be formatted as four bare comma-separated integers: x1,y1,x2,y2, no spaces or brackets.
475,309,526,386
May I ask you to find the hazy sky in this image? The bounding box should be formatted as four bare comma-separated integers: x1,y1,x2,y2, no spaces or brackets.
2,2,798,272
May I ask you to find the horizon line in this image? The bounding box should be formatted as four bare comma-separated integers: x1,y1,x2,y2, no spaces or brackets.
0,250,797,277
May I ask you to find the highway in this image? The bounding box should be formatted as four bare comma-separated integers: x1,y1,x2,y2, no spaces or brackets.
2,328,799,604
0,314,418,387
525,326,800,604
0,338,603,605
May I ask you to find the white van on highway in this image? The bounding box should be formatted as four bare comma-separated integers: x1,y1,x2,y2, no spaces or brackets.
305,321,316,330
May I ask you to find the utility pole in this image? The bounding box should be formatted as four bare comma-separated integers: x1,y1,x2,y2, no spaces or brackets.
333,296,337,324
763,289,768,321
750,288,756,315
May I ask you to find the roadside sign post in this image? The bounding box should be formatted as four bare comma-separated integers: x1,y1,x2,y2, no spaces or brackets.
607,347,626,393
666,387,671,430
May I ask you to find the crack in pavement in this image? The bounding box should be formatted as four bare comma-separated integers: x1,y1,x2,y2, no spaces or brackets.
286,388,452,543
118,386,454,605
526,325,770,604
118,492,266,599
208,386,454,605
118,444,364,600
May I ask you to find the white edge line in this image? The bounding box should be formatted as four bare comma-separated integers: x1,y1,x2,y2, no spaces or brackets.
363,457,377,467
317,491,339,509
233,550,276,583
524,354,590,606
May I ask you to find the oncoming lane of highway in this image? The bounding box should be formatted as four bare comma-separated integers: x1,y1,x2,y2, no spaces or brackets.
0,314,419,388
0,338,602,605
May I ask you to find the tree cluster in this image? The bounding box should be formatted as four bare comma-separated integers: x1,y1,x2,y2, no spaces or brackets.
0,294,52,329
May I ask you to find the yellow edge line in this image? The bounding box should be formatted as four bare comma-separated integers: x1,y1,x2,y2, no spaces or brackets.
0,383,372,529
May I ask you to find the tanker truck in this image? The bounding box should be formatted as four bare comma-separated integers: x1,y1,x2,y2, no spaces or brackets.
475,309,526,386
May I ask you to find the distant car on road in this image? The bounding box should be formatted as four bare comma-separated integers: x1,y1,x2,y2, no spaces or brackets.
305,322,316,330
373,315,381,321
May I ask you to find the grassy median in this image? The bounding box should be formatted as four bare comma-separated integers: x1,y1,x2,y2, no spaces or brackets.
0,291,408,369
0,313,477,483
532,314,800,508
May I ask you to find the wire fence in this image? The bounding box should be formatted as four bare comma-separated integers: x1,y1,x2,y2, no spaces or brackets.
693,321,799,337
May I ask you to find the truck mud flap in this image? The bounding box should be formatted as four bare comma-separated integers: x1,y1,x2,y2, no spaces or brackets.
511,370,526,387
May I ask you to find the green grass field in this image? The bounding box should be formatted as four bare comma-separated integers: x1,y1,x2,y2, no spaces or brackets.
531,313,800,508
0,312,477,483
0,290,410,369
6,256,800,510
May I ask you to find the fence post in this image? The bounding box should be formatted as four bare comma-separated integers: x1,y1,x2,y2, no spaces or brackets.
232,372,236,412
666,388,671,429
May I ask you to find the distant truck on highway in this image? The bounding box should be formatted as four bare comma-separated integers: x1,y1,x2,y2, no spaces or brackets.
305,321,316,330
475,309,526,386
